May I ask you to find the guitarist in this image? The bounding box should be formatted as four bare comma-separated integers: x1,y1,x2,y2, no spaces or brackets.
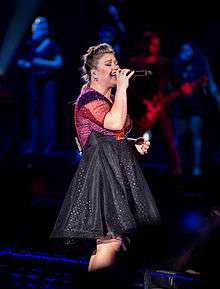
172,41,220,176
128,31,182,176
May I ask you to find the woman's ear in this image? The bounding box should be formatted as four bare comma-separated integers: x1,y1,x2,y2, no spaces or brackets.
91,69,96,75
91,69,98,80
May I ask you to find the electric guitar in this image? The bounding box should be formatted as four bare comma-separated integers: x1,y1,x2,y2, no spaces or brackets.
137,75,208,132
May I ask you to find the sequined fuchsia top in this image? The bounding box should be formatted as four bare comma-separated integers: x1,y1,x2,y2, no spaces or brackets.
74,88,132,149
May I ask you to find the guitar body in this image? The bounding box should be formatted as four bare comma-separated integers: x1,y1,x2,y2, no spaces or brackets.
137,75,208,131
138,97,163,131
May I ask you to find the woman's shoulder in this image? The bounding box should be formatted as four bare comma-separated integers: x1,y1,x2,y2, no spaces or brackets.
77,89,109,111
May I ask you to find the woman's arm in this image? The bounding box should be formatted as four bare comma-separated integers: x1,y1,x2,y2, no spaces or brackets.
104,69,134,130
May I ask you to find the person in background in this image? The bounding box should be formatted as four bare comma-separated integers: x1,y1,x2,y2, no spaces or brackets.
128,31,182,176
100,0,126,36
97,0,127,64
17,16,63,154
98,24,121,60
172,41,220,175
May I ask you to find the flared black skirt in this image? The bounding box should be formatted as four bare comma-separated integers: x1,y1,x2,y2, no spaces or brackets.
50,132,160,241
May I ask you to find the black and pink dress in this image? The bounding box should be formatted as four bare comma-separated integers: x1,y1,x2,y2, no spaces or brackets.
51,88,159,242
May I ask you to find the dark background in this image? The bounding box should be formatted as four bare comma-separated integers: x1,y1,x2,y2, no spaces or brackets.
1,0,220,148
0,0,220,287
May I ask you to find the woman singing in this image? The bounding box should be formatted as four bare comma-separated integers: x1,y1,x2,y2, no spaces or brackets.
50,43,160,272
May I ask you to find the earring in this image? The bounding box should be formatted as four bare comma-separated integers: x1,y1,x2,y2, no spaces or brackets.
92,71,98,81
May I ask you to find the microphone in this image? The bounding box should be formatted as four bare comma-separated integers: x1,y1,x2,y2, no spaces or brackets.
143,129,152,141
132,69,152,77
110,69,152,77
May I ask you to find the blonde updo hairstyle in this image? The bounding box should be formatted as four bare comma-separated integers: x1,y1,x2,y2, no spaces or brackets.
80,43,114,90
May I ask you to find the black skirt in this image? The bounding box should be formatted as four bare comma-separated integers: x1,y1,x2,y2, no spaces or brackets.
50,132,160,241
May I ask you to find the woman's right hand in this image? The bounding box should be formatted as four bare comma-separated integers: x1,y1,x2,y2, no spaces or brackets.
135,139,150,155
116,69,134,91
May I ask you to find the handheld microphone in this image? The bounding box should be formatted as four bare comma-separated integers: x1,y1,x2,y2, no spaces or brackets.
132,69,152,77
110,69,152,77
143,129,152,141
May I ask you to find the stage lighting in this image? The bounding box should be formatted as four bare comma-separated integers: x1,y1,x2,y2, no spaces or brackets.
181,210,205,232
0,0,43,74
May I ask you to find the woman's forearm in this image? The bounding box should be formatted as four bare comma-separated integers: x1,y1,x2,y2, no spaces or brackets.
104,87,127,130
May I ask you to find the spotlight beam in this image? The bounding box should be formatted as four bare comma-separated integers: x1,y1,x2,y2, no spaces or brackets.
0,0,43,74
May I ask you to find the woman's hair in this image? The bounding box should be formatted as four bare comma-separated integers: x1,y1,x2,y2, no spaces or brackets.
80,43,114,89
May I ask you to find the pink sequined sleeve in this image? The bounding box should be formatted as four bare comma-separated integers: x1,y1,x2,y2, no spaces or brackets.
79,99,111,127
75,90,133,147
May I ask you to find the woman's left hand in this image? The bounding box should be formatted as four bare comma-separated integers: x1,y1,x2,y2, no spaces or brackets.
135,139,150,155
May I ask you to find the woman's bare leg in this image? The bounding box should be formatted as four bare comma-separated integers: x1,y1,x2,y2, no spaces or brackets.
88,239,122,272
88,252,96,272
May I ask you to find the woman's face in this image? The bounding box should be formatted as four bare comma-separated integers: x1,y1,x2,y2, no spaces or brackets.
93,53,119,88
179,44,194,61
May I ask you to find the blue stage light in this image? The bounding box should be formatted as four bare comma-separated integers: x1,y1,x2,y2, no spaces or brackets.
181,210,205,232
0,248,88,265
0,0,43,74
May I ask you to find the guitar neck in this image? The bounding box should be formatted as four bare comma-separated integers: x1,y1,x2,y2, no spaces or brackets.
162,75,207,105
162,90,181,105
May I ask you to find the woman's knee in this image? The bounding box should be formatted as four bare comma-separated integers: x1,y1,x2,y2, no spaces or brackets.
110,239,122,251
96,239,122,253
